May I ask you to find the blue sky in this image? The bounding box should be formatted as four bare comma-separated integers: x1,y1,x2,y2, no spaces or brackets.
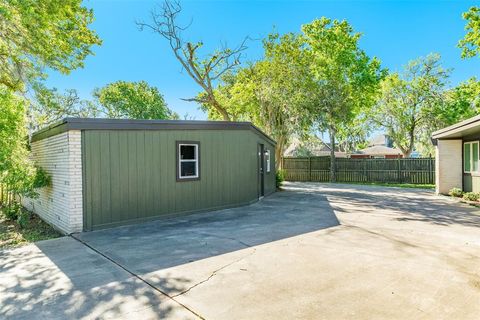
46,0,479,120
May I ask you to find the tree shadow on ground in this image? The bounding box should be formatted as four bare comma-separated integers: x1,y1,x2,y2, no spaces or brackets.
286,182,480,228
75,190,340,276
0,238,194,319
1,189,340,319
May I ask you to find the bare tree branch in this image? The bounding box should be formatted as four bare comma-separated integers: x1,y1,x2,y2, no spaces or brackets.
137,0,249,120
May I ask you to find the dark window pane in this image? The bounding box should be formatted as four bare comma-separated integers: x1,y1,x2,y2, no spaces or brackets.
181,161,196,177
180,145,196,160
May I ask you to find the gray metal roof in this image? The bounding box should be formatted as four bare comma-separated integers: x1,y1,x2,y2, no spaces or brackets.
432,114,480,140
31,118,276,145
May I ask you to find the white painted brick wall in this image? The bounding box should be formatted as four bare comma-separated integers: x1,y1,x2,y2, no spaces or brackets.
436,139,462,195
22,130,83,233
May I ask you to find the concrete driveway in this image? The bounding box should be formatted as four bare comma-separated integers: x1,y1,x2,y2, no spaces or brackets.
1,182,480,319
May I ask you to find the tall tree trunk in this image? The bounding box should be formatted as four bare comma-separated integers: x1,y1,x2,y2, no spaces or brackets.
329,126,336,182
275,136,285,170
401,126,415,157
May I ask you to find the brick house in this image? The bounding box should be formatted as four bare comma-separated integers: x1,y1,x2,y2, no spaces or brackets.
432,115,480,194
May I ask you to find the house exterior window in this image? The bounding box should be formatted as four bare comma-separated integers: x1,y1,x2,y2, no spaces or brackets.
177,142,200,180
464,141,479,173
265,150,271,173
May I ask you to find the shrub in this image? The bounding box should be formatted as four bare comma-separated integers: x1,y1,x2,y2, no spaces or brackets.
449,187,463,197
463,192,480,202
276,169,285,188
3,202,22,221
33,165,51,189
16,210,31,229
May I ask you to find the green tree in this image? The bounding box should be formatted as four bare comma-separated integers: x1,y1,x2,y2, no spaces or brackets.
30,84,101,131
302,18,384,181
207,33,315,169
439,77,480,125
94,81,179,120
336,114,371,153
0,0,100,204
0,0,101,91
415,77,480,155
0,88,47,204
459,6,480,58
373,54,449,157
197,71,248,121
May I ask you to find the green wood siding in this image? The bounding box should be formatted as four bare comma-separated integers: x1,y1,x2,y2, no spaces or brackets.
83,129,275,230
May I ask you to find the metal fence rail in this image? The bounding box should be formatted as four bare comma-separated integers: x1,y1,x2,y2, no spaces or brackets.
283,157,435,184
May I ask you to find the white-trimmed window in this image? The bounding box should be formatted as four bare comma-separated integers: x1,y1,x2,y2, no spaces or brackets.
265,150,271,173
464,141,479,173
177,142,199,180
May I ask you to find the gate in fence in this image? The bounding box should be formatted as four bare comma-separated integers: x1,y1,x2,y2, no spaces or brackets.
282,157,435,185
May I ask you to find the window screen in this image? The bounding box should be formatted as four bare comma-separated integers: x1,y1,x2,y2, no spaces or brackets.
464,143,471,172
473,142,479,172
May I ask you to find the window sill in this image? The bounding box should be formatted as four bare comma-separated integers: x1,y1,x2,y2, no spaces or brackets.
176,177,201,182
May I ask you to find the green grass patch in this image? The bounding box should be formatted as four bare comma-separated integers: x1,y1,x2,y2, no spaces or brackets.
333,181,435,189
0,207,61,249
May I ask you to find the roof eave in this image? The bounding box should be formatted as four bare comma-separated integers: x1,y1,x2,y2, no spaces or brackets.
432,114,480,139
31,118,277,145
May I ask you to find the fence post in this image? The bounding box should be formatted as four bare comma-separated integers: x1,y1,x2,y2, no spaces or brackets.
309,157,312,182
363,159,367,182
428,158,433,184
397,157,401,183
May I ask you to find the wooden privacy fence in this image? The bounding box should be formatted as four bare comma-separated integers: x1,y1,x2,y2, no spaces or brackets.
282,157,435,185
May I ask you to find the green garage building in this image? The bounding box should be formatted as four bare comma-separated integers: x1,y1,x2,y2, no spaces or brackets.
23,118,276,233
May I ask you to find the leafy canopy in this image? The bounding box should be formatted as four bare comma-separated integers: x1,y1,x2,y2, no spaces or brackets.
247,33,314,157
301,17,383,130
439,77,480,125
0,0,101,91
459,6,480,58
0,88,47,198
200,32,315,168
0,0,100,201
94,81,179,120
373,54,449,157
301,17,384,180
30,84,102,131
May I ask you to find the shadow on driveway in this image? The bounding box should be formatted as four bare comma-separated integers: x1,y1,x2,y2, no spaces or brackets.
0,237,195,319
1,188,339,319
286,182,480,228
75,190,340,274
